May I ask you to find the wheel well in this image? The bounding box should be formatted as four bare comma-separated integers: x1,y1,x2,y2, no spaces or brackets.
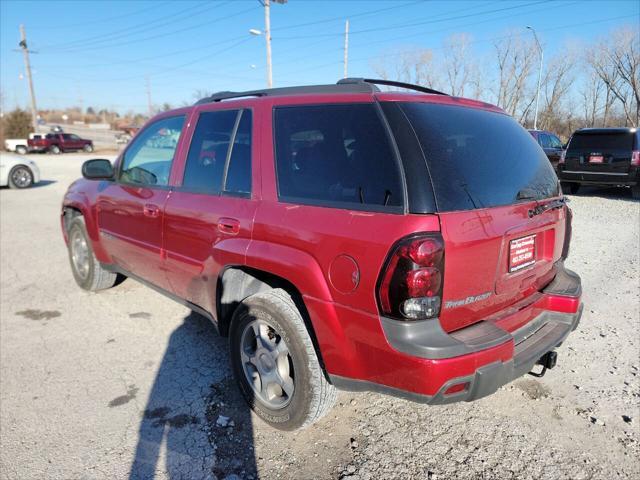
218,267,329,374
62,206,83,232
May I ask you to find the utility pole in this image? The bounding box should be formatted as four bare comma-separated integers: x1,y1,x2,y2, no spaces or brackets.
18,24,39,132
527,26,543,130
343,19,349,78
145,76,153,117
264,0,273,88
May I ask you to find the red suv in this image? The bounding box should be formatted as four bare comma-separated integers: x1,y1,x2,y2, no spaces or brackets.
61,79,582,430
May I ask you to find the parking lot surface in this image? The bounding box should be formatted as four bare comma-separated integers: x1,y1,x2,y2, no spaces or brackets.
1,154,639,479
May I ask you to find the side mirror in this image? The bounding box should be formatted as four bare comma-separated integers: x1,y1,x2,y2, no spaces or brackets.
82,159,114,180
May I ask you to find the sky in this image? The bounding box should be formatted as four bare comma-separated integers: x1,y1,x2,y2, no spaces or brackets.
1,0,638,114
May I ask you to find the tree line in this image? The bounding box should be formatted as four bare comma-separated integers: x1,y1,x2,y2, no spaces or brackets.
372,26,639,139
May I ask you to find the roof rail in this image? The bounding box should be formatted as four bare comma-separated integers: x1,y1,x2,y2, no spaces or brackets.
194,81,377,105
338,77,448,96
194,78,447,105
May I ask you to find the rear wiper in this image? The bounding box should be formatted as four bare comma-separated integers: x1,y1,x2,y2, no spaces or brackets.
517,188,539,201
528,197,567,218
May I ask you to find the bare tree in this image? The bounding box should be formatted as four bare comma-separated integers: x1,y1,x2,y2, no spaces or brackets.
442,33,478,97
588,28,640,126
371,48,442,91
538,53,575,130
492,34,536,119
580,71,605,127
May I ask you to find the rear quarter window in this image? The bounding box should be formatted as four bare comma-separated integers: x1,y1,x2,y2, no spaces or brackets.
397,102,558,212
274,103,404,212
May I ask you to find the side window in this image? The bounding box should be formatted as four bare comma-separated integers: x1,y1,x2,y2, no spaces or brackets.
549,135,563,149
120,115,185,186
224,110,252,196
539,134,552,148
274,104,403,210
182,110,238,194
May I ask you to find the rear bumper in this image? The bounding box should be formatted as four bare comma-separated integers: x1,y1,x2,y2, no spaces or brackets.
558,168,639,186
329,262,582,404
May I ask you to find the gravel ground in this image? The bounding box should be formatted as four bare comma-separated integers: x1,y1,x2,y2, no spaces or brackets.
1,154,639,480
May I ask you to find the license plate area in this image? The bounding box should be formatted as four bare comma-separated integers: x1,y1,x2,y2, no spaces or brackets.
589,154,604,163
509,234,536,272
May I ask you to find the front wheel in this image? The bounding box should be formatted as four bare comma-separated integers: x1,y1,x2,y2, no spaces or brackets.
67,216,118,291
229,289,336,431
561,182,580,194
83,144,94,153
8,166,33,188
49,145,61,154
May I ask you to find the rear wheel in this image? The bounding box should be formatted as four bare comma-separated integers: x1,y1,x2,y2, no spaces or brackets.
561,182,580,194
49,145,61,154
8,166,33,188
67,216,118,291
632,185,640,200
15,145,28,155
229,289,336,430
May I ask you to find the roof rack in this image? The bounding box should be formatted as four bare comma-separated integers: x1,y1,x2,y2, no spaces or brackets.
194,77,446,105
338,78,449,96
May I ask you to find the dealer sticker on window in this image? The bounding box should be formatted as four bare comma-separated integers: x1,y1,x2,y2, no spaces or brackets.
509,234,536,272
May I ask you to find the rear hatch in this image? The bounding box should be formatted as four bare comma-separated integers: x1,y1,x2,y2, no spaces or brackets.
397,101,565,333
564,129,635,174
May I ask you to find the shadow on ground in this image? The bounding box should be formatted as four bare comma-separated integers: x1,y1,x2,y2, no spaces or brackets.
129,311,257,479
569,185,638,202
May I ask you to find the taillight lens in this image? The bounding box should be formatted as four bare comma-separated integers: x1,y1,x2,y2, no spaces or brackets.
377,234,445,321
561,206,573,259
559,150,566,164
631,150,640,166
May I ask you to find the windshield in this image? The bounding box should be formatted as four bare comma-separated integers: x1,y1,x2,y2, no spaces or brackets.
397,102,559,212
567,131,635,151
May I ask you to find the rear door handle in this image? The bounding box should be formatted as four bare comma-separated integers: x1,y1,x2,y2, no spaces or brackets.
218,217,240,235
143,204,160,218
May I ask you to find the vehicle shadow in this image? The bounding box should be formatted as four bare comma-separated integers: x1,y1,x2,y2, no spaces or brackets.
0,180,56,190
129,311,257,479
570,185,639,202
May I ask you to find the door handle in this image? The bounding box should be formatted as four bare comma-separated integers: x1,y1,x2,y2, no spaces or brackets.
218,217,240,235
143,204,160,218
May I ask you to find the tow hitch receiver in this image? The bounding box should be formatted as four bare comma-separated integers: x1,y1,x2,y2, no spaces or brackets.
528,351,558,378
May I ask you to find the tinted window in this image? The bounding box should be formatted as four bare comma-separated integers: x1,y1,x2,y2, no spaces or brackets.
120,115,185,186
274,104,403,210
399,102,558,212
549,135,563,149
224,110,252,195
567,131,635,151
539,133,552,148
182,110,238,194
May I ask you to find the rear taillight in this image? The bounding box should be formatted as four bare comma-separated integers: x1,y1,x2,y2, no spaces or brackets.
561,207,573,259
377,234,445,320
631,150,640,166
559,150,566,164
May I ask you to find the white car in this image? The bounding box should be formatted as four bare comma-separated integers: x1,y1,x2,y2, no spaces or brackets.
0,153,41,188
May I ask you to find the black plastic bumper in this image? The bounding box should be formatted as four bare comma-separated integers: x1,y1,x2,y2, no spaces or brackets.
558,168,639,186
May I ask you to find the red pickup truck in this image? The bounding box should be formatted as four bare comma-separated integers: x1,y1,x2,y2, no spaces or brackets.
29,133,94,154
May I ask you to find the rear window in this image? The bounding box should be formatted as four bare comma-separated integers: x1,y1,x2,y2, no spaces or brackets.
274,104,404,212
567,131,635,151
398,102,559,212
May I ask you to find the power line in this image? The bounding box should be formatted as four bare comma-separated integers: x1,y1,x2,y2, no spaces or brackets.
275,0,551,40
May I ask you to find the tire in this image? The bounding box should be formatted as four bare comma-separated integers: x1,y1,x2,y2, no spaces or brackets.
49,145,61,154
15,145,28,155
83,144,94,153
67,216,118,291
632,185,640,200
8,165,33,189
561,182,580,194
229,288,337,431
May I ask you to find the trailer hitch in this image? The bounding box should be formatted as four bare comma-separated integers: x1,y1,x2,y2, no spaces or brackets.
528,351,558,378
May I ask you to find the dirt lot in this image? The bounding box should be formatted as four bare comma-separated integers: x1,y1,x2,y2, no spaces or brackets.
1,154,639,480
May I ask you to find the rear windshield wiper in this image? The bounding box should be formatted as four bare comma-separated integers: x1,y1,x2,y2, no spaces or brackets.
528,197,567,218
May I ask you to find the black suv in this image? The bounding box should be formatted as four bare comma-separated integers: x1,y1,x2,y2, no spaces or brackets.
558,128,640,198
